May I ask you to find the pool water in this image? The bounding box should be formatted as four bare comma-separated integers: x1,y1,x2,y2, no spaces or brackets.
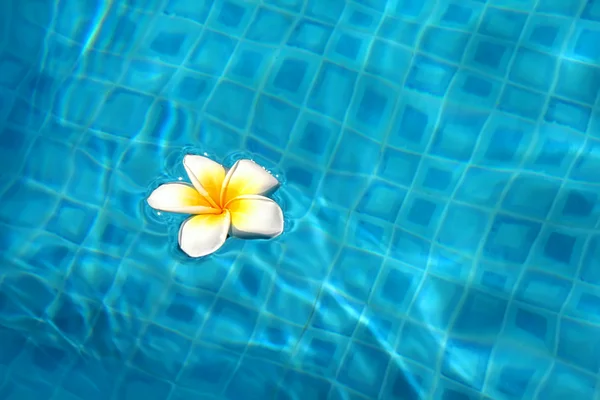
1,0,600,399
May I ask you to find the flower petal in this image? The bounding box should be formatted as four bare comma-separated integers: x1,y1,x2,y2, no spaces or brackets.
178,211,231,257
220,159,280,205
226,195,284,239
183,154,226,207
147,183,218,214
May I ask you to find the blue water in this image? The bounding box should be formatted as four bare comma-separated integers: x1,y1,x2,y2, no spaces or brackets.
1,0,600,398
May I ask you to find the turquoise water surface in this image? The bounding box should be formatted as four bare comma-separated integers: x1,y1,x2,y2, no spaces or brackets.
1,0,600,399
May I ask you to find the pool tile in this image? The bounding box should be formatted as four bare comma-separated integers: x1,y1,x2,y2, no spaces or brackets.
549,182,600,228
154,285,214,338
295,329,349,377
326,29,371,71
250,94,299,149
187,30,237,76
485,343,551,400
319,172,370,209
164,0,214,24
498,84,546,121
581,234,600,286
264,47,321,106
570,138,600,183
278,371,331,399
420,26,470,63
464,35,515,77
536,0,585,16
206,0,255,36
339,3,382,34
441,338,492,391
23,136,74,192
390,229,432,269
338,341,390,398
483,214,542,264
266,273,320,325
563,283,600,324
331,129,381,175
387,90,442,153
346,74,398,142
178,342,239,393
93,7,151,54
54,78,111,126
205,81,255,129
556,60,600,105
451,289,508,338
413,156,465,197
46,199,98,245
474,112,534,168
370,260,423,316
406,55,458,97
377,16,421,47
437,202,489,254
246,314,303,363
479,7,528,42
430,106,489,161
501,173,561,219
489,0,536,10
537,362,598,398
93,89,155,137
524,123,585,177
557,317,600,373
288,111,340,166
397,320,443,367
397,192,445,240
225,41,275,89
245,7,295,44
409,275,464,330
432,379,480,400
568,22,600,64
377,146,420,186
0,52,29,89
287,19,333,55
356,179,407,221
447,70,503,110
531,226,587,278
516,269,573,312
307,62,358,121
327,248,382,303
582,0,600,22
305,0,345,24
162,70,216,108
509,47,557,92
429,246,473,282
354,307,402,348
310,290,363,336
199,298,259,352
522,14,572,53
365,39,412,84
433,0,484,30
136,15,203,65
391,0,437,21
132,323,193,381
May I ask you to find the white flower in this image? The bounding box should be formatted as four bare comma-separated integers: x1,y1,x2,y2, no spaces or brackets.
147,155,284,257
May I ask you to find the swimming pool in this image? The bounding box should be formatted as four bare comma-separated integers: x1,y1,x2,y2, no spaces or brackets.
1,0,600,398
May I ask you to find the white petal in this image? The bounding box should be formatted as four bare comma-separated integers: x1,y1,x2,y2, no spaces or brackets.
182,154,226,207
226,195,284,239
220,159,280,205
147,183,218,214
178,211,231,257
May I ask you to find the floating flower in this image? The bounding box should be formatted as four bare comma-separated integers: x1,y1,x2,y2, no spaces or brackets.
147,155,284,257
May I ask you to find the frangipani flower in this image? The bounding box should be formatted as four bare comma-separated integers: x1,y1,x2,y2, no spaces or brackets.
147,155,284,258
